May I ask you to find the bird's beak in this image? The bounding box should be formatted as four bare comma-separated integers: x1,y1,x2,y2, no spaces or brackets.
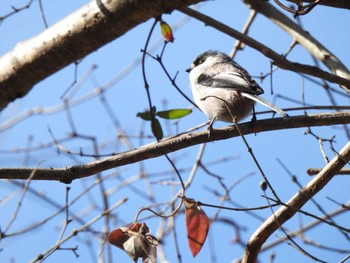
185,68,191,73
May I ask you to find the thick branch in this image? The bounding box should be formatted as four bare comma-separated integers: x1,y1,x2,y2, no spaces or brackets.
179,7,350,90
244,0,350,92
1,112,350,183
242,139,350,263
0,0,202,110
287,0,350,10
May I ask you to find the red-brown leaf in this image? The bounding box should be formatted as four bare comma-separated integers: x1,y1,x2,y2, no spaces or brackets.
108,227,129,250
184,197,210,257
108,222,158,262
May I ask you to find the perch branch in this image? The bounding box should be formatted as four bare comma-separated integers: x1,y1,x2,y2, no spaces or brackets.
0,112,349,183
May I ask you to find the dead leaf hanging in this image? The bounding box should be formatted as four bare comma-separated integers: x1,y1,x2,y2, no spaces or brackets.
184,197,210,257
108,222,158,262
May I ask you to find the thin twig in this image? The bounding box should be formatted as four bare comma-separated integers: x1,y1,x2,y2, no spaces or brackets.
179,6,350,90
242,140,350,262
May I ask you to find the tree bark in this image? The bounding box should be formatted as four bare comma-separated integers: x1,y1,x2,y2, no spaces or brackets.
242,139,350,262
1,112,349,183
287,0,350,10
0,0,202,110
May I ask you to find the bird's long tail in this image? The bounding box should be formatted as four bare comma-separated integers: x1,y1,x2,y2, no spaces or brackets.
242,93,288,117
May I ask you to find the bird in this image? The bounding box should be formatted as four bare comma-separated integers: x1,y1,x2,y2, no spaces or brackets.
186,51,288,126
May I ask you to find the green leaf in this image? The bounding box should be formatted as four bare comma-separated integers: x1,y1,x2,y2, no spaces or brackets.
157,109,192,120
136,106,157,121
136,111,152,121
151,118,163,140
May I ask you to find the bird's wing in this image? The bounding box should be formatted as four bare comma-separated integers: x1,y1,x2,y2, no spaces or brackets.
198,71,263,95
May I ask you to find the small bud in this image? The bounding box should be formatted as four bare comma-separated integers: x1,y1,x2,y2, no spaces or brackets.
160,21,174,43
259,180,267,191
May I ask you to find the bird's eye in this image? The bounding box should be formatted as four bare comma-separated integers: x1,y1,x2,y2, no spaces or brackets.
194,58,204,66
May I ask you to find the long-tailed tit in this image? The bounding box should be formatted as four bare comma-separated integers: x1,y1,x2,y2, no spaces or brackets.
186,51,288,124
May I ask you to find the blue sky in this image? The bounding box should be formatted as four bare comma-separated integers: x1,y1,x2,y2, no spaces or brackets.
1,1,350,262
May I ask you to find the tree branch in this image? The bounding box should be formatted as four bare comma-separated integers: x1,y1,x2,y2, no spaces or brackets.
179,7,350,91
287,0,350,10
0,0,203,110
1,112,350,183
242,139,350,263
244,0,350,92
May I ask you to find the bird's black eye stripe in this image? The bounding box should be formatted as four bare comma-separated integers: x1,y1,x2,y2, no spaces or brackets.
193,57,204,66
193,53,211,66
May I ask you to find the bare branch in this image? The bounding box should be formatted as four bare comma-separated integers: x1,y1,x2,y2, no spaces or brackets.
1,112,350,183
0,0,203,110
244,0,350,92
287,0,350,10
179,7,350,90
307,168,350,175
261,202,350,252
31,197,128,262
242,140,350,263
